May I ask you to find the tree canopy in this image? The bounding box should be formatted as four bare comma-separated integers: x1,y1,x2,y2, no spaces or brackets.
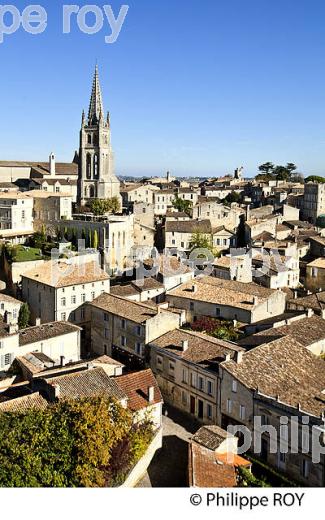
172,196,193,215
0,396,153,487
18,303,30,329
90,197,121,216
305,175,325,184
256,162,300,182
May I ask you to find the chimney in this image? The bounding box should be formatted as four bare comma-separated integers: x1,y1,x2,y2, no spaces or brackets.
253,296,258,306
60,355,66,367
192,284,197,293
181,339,189,352
148,385,155,403
53,383,60,399
35,317,41,326
307,309,313,318
224,353,231,362
49,152,55,176
235,351,244,364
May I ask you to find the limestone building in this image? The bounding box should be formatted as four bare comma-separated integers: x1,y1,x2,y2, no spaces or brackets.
77,66,121,205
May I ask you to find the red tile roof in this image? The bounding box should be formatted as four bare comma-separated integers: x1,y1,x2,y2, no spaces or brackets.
115,369,163,412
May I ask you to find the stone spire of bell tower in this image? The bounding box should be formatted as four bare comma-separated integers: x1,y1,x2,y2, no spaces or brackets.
77,65,121,206
88,65,104,125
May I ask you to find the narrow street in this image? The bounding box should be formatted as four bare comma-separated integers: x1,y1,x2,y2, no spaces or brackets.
136,405,201,487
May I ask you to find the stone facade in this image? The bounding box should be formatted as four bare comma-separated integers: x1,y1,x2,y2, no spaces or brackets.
77,66,121,206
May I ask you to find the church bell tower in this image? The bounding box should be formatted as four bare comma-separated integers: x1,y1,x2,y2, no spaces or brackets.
77,65,121,206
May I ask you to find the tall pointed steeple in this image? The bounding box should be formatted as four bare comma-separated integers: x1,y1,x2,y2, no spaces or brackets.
88,64,104,125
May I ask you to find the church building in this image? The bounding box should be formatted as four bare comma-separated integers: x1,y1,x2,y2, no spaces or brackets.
77,66,121,205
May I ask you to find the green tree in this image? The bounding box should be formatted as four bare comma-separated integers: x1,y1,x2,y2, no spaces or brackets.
107,196,121,214
0,396,153,488
172,196,193,215
286,162,297,175
305,175,325,183
88,229,92,249
223,191,242,206
93,230,99,250
18,303,30,329
258,162,274,177
90,197,121,216
273,165,290,181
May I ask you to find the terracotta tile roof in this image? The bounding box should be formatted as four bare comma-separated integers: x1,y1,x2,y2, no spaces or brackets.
19,321,81,346
110,285,139,297
0,293,21,304
0,191,31,200
189,443,237,487
0,392,47,413
89,293,159,323
22,260,109,288
131,278,164,291
115,369,163,412
222,336,325,417
143,255,194,276
288,292,325,311
307,257,325,269
238,315,325,348
46,367,127,401
165,220,212,234
151,329,243,369
167,276,278,310
0,160,78,176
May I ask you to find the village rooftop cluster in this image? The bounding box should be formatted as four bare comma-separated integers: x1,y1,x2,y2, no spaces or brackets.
0,66,325,488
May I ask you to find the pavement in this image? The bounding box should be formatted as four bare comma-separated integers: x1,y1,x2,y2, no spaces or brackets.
136,405,201,488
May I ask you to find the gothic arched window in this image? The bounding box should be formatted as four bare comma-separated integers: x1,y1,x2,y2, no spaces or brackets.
86,154,91,179
93,154,99,179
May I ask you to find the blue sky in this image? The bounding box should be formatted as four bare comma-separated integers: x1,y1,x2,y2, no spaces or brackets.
1,0,325,177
